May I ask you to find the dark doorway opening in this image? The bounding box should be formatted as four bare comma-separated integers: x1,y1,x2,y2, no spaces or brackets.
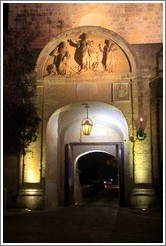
65,142,125,207
77,152,119,206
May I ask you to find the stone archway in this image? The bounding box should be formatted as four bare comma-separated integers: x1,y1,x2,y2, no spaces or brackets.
74,151,119,205
17,25,156,210
35,27,136,211
45,101,129,209
69,147,123,206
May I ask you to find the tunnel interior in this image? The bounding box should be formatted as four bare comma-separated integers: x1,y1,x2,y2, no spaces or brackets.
76,152,119,205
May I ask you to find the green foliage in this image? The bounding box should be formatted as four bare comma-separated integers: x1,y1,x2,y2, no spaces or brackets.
3,29,41,155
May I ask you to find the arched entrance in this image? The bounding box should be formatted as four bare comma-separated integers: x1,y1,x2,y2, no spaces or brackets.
16,25,157,210
46,102,129,209
66,149,123,207
76,152,119,205
34,25,137,210
15,24,157,210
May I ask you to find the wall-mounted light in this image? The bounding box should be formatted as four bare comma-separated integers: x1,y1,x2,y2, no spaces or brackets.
81,103,93,135
136,117,146,140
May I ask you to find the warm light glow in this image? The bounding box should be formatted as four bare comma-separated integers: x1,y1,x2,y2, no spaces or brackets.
21,149,41,183
137,117,146,140
135,168,150,183
25,169,38,183
134,143,152,183
82,118,93,135
79,13,103,26
81,103,93,136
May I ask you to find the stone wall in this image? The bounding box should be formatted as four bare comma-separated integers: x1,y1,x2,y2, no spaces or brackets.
8,3,163,49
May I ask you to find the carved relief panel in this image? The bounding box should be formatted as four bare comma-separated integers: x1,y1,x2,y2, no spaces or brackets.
37,28,132,78
112,83,130,101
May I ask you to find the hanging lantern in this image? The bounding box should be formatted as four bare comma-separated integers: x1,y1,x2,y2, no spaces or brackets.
82,118,93,135
81,103,93,135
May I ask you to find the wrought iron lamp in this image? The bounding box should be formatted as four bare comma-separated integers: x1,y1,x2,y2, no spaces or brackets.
136,117,146,140
82,103,93,135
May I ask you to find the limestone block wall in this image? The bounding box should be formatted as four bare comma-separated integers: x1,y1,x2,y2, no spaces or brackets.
8,3,163,49
130,43,163,73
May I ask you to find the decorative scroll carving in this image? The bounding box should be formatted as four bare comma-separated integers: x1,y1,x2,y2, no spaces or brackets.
113,83,130,101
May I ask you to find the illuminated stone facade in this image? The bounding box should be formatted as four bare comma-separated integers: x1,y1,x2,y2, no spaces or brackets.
4,2,163,209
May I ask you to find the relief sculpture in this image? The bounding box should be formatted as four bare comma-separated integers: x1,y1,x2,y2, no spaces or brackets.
67,33,99,72
45,33,119,77
113,83,129,101
49,41,71,75
99,40,117,72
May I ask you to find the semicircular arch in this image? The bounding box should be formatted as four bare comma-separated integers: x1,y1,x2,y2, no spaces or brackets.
36,26,137,77
45,101,129,208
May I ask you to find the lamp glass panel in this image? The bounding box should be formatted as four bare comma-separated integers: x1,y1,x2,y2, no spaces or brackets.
82,119,93,135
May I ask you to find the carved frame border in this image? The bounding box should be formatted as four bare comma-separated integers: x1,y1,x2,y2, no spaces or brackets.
112,82,130,101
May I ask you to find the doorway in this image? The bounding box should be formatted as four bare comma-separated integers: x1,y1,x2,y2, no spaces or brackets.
75,152,119,206
65,142,125,207
46,101,129,209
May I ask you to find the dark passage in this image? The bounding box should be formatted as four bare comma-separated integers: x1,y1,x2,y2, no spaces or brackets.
77,152,119,206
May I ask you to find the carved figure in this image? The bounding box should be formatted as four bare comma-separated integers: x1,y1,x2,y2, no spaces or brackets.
68,33,97,72
49,41,71,75
88,40,99,70
45,64,57,77
99,40,117,72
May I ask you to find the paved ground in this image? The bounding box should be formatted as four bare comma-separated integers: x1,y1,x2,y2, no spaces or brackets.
3,191,164,244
